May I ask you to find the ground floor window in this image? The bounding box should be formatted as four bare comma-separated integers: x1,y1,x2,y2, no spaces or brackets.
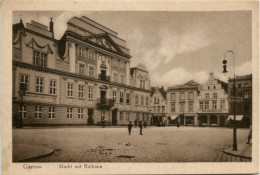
67,108,72,119
35,106,42,119
78,108,83,119
101,110,105,119
210,115,218,124
19,105,27,119
49,106,55,119
185,116,194,125
120,112,123,120
126,112,130,121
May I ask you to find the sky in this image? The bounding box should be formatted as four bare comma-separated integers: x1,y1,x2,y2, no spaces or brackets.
13,11,252,87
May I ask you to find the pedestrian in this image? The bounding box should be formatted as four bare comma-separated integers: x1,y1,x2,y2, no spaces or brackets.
139,121,143,135
134,119,137,128
128,121,133,135
247,125,252,144
144,121,147,128
177,120,180,128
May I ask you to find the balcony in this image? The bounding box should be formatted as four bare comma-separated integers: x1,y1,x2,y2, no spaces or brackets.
98,74,110,82
97,98,115,110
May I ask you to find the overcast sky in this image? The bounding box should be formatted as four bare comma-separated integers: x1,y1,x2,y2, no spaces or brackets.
13,11,252,87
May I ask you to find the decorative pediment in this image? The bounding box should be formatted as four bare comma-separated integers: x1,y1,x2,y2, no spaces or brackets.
25,38,54,54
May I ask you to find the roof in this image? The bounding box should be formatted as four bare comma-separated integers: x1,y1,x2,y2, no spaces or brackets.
217,79,228,93
151,86,167,99
229,74,252,82
13,20,25,34
168,80,199,90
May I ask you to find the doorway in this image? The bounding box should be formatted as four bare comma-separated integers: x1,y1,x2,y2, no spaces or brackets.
87,109,94,125
100,90,106,103
112,109,117,125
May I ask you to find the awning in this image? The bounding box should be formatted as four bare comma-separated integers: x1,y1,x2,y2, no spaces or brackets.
170,116,178,120
226,115,243,121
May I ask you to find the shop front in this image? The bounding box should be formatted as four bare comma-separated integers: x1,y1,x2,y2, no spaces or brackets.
198,113,228,127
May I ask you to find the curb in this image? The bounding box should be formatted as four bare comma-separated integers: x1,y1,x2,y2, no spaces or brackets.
223,146,252,160
17,149,55,162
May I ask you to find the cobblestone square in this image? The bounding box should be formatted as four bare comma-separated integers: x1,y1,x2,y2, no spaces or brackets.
13,126,251,162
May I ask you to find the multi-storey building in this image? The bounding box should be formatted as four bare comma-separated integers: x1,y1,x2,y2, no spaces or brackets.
197,73,229,127
167,80,199,126
228,74,252,127
151,86,167,125
12,16,151,126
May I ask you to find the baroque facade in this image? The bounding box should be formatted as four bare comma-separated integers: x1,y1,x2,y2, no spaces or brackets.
12,17,152,126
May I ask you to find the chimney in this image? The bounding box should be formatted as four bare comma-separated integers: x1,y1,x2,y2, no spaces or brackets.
49,18,54,38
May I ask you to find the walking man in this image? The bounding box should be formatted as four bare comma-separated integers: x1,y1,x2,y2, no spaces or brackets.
139,121,143,135
128,121,133,135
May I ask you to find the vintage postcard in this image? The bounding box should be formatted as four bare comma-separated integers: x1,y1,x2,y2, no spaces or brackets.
1,0,259,174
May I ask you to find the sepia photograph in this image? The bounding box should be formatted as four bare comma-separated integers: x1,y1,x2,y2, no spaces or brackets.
1,1,259,174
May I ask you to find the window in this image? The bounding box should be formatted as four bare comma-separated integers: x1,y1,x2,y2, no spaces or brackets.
112,91,117,102
79,63,85,75
19,105,27,119
35,77,43,93
67,83,73,97
140,80,145,89
180,93,185,100
141,96,144,106
113,59,118,67
113,72,118,82
188,92,193,100
67,108,72,118
212,101,217,109
49,106,55,119
188,102,193,112
244,91,249,99
20,74,29,91
120,74,125,84
206,93,209,99
135,95,139,105
180,103,185,112
120,92,124,103
88,50,95,61
126,93,130,104
214,86,216,89
244,83,249,87
171,103,175,112
88,65,94,77
205,101,209,109
78,85,84,98
153,106,156,112
78,46,84,57
78,108,83,119
49,79,56,95
126,112,130,121
136,113,139,121
120,112,123,120
101,110,105,119
88,86,94,99
171,93,175,101
238,84,241,88
220,100,225,109
199,101,204,110
213,93,217,99
35,106,41,119
208,86,210,89
162,106,165,113
145,97,149,106
33,50,47,67
120,62,124,69
157,106,160,113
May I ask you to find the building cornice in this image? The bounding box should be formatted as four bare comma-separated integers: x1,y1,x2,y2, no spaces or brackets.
13,61,151,93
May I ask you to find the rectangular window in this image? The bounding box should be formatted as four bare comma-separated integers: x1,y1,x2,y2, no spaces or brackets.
78,108,83,119
101,110,105,119
78,85,84,98
244,91,249,99
199,101,204,110
120,74,125,84
140,80,145,89
113,59,118,67
141,96,144,106
49,106,55,119
180,93,185,100
188,92,194,100
120,62,124,69
35,77,43,93
88,86,94,99
112,91,117,102
171,93,175,101
120,92,124,103
120,112,123,120
88,65,94,77
244,83,249,87
206,93,209,99
153,106,156,112
171,103,175,112
19,105,27,119
67,108,72,119
126,93,130,104
34,106,42,119
78,46,84,57
157,106,160,113
135,95,139,105
88,50,95,61
79,63,85,75
49,79,56,95
126,112,130,121
33,50,47,67
205,101,209,109
212,101,217,109
67,83,73,97
220,100,225,109
20,74,29,91
41,53,47,67
213,93,217,99
180,103,185,112
145,97,149,106
162,106,165,113
113,72,118,82
188,102,193,112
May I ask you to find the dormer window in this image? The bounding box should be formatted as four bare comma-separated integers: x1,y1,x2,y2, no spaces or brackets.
33,50,47,67
78,46,84,57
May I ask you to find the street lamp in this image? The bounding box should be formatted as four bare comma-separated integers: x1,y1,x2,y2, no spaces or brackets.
222,50,237,151
17,83,26,128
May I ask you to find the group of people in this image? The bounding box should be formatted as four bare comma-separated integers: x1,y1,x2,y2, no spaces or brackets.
128,119,147,135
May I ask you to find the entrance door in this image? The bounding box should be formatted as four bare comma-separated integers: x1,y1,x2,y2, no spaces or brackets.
112,109,117,125
100,90,106,103
87,109,94,125
180,114,184,125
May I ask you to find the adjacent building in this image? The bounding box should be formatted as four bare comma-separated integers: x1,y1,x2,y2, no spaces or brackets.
12,17,152,126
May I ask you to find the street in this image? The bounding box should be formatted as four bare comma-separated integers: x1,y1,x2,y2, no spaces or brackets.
13,126,250,162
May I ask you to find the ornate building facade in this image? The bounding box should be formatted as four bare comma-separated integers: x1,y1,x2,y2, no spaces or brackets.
12,17,151,126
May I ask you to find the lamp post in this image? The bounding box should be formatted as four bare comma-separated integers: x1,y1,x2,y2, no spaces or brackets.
17,84,26,128
222,50,237,151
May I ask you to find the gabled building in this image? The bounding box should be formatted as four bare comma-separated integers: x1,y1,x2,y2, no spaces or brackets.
12,16,152,126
